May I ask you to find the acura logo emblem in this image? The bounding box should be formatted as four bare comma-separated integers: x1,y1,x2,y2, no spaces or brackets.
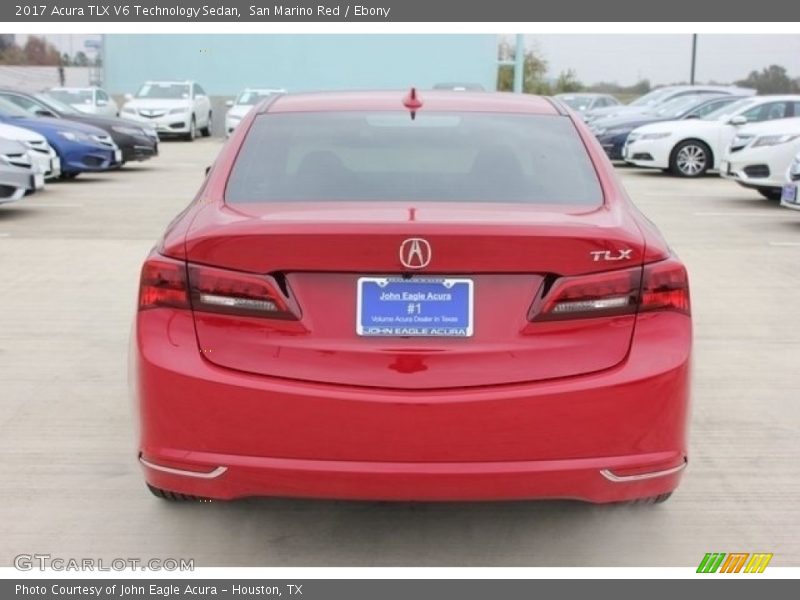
399,238,432,269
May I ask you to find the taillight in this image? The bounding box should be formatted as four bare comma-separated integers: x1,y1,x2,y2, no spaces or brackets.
530,266,641,321
138,254,189,310
640,257,690,315
188,263,297,320
529,257,689,322
138,254,297,320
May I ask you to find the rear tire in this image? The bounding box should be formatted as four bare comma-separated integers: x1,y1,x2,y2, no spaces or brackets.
147,483,209,502
669,140,712,178
757,187,782,201
201,113,212,137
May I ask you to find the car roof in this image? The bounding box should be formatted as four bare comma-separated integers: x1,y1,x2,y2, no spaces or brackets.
263,90,561,115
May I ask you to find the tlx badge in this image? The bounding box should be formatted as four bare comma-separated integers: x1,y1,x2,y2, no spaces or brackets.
590,249,633,262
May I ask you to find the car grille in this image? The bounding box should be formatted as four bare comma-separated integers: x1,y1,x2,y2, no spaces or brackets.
138,109,167,118
743,164,770,179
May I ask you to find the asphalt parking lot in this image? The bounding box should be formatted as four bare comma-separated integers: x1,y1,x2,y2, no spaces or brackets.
1,139,799,568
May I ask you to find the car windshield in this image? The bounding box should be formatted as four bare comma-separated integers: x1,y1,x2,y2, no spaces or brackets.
559,95,594,111
651,95,707,118
702,98,756,121
0,97,31,118
226,112,603,206
135,83,190,99
235,90,281,105
629,88,675,107
48,89,93,106
35,93,79,115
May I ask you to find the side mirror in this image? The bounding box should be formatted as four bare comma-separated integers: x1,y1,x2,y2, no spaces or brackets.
205,165,212,176
97,99,108,106
124,93,133,101
729,115,747,126
684,115,700,120
35,109,55,117
225,99,234,107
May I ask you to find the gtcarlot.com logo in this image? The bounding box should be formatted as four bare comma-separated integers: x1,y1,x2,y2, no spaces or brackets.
697,552,773,573
14,553,194,572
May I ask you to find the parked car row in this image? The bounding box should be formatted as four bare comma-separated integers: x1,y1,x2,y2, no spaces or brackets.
0,86,160,206
563,85,800,211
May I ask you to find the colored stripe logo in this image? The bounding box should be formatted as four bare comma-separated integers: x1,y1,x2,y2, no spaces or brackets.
697,553,773,573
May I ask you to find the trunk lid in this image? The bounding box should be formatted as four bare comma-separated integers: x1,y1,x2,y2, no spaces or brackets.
184,201,646,389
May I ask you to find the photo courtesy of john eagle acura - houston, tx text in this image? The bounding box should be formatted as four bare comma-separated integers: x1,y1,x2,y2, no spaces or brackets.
132,89,692,504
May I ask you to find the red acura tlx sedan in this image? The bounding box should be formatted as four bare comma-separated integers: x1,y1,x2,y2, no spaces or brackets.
132,90,691,504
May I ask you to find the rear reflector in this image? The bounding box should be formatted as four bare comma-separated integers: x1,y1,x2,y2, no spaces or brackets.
530,256,689,322
138,253,297,320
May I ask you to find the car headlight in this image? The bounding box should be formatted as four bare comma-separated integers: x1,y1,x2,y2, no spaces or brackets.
169,107,189,115
752,134,800,148
121,106,136,114
58,131,90,142
112,125,145,136
789,156,800,181
639,132,671,140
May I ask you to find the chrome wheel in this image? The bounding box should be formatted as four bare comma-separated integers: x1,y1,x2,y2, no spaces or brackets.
675,144,707,177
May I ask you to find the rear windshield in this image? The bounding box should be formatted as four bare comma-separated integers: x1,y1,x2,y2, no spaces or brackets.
225,112,602,205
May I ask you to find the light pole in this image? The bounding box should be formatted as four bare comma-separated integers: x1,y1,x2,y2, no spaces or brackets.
690,34,697,85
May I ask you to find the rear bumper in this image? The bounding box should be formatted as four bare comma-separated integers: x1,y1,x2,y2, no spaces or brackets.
132,310,692,502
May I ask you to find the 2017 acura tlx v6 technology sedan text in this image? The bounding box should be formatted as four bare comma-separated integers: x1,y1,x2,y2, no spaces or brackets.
132,90,692,504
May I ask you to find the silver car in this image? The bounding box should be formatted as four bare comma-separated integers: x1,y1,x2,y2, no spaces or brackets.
0,138,41,205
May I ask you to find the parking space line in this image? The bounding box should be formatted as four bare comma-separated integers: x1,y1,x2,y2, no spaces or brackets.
693,211,785,217
768,241,800,247
27,203,84,208
0,233,9,238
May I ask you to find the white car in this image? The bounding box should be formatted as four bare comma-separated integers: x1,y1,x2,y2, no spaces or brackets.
0,122,61,180
719,117,800,200
624,95,800,177
48,87,119,118
120,81,212,141
582,85,756,124
225,88,286,136
0,138,42,204
780,151,800,210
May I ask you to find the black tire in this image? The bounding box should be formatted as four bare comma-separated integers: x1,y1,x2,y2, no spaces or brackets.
200,113,212,137
626,492,673,505
757,187,782,201
669,140,712,178
60,172,79,180
147,483,208,502
184,116,196,142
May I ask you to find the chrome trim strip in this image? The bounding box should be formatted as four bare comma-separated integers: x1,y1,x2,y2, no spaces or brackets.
600,459,687,483
139,457,227,479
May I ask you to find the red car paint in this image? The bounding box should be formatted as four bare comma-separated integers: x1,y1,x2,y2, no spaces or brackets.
133,91,691,502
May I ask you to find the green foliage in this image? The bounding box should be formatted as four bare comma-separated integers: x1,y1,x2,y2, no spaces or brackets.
735,65,800,94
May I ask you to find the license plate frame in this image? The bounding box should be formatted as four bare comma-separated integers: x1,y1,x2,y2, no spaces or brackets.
781,183,798,204
356,277,474,338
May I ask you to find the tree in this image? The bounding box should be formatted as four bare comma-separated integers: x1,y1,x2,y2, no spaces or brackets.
497,47,550,94
73,51,89,67
554,69,583,93
735,65,800,94
23,35,61,66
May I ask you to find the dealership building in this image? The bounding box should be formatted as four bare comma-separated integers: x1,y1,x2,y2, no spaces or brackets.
102,34,497,133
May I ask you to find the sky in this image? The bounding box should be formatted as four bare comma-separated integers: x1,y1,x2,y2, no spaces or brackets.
522,34,800,85
14,34,800,86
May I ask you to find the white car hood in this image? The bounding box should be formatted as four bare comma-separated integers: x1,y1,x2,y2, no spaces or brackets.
736,117,800,137
0,122,47,144
123,98,192,111
633,119,722,136
227,105,255,119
